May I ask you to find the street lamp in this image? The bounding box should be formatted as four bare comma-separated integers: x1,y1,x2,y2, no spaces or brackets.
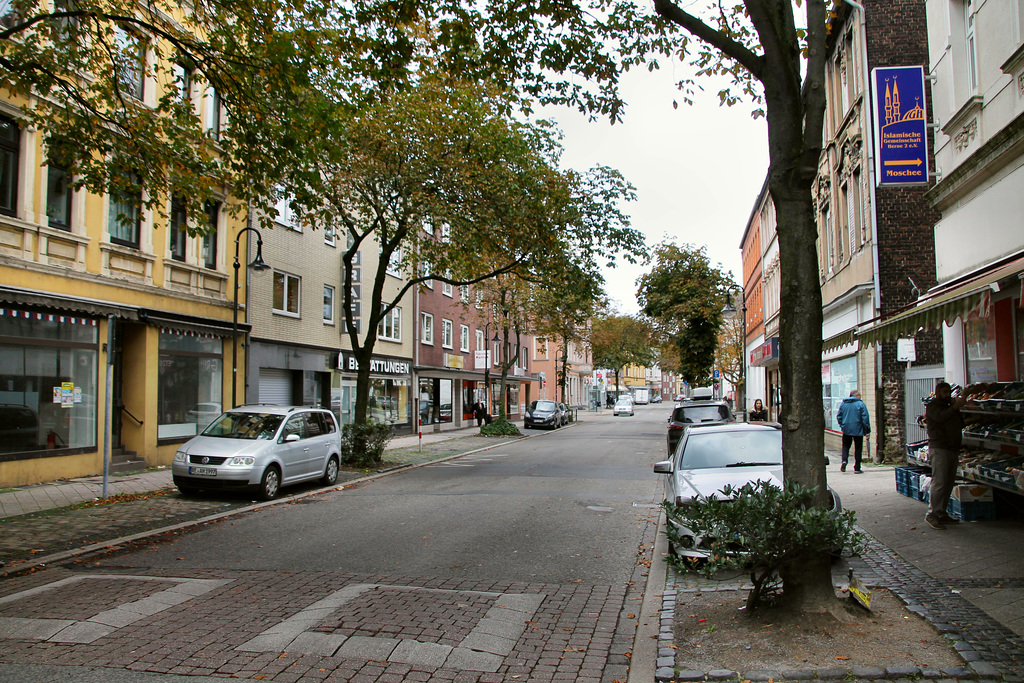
722,286,747,419
232,226,270,408
482,322,501,417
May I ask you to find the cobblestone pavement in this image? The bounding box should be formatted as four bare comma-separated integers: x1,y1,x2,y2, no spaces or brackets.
0,421,666,682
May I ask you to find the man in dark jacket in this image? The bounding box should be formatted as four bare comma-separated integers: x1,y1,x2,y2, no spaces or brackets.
836,390,870,473
924,381,968,530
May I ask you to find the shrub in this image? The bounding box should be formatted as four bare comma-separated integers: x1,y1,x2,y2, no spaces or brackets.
480,417,521,437
341,419,394,468
663,479,864,609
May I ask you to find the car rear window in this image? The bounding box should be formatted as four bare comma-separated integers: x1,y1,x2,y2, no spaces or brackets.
202,412,284,440
674,405,731,423
679,430,782,469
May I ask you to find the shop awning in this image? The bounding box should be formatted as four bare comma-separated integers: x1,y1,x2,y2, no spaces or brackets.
856,254,1024,345
0,285,137,319
822,330,855,352
138,310,247,338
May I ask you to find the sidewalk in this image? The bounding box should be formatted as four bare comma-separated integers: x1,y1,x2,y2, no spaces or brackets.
655,448,1024,682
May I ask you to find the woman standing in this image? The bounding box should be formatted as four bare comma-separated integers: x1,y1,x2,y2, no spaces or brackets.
748,398,768,422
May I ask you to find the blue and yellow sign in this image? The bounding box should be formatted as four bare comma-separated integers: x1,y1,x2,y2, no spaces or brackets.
872,66,929,186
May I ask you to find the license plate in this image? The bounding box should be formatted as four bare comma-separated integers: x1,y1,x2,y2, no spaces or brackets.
188,467,217,476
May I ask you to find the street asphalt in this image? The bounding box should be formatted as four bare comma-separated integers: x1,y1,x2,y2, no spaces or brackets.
0,408,1022,683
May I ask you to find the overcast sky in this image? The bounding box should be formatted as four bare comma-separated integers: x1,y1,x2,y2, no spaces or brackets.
540,66,770,315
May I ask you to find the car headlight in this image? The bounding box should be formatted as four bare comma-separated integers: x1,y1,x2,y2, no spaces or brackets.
228,456,256,466
173,451,187,463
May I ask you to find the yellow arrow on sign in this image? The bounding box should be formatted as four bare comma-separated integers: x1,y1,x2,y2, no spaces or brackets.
883,158,923,166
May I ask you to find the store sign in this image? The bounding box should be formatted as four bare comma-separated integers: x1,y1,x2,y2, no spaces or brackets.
337,352,411,376
872,65,929,186
896,338,917,362
749,337,780,367
444,353,465,369
473,350,491,369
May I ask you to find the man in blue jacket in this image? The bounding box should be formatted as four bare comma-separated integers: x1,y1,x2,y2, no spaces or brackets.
836,390,870,473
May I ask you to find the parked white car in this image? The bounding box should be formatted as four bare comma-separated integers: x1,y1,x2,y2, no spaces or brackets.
172,405,341,500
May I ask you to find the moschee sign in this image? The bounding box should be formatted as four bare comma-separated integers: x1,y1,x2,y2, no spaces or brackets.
872,65,929,186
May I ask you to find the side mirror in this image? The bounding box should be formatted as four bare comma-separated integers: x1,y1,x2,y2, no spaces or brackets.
283,433,301,443
653,460,673,474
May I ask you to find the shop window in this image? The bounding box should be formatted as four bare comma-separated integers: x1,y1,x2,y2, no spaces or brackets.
0,311,98,454
273,271,301,316
965,314,997,383
822,356,857,432
418,377,452,424
369,377,409,424
157,331,223,439
0,115,19,217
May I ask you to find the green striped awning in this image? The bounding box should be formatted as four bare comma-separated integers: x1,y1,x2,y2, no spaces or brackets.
856,255,1024,346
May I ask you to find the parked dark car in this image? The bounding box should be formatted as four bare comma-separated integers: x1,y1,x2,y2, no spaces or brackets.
524,400,566,429
666,400,734,455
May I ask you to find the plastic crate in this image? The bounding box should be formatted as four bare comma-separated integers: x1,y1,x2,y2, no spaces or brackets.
895,465,930,498
946,498,996,521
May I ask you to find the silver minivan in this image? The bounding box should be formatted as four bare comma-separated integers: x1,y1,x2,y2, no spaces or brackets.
172,405,341,500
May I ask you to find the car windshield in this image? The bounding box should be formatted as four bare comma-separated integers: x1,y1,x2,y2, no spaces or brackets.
615,398,631,405
201,412,284,440
531,400,557,411
679,430,782,470
676,406,730,423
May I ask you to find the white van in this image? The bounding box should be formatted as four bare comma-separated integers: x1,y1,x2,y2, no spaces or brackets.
691,387,714,400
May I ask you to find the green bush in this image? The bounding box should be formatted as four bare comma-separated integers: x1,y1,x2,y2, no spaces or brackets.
663,480,864,609
480,417,521,436
341,419,394,468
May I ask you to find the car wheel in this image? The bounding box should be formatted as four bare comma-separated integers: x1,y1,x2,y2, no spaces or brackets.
321,455,339,486
257,466,281,501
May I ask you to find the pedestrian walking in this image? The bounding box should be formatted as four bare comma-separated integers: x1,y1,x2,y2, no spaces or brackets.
836,390,870,473
472,400,486,427
924,381,968,529
748,398,768,422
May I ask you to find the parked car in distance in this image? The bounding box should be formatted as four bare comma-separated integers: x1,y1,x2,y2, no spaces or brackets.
650,394,663,404
524,399,567,429
557,402,570,426
613,396,635,416
172,405,341,500
653,422,842,559
666,400,734,455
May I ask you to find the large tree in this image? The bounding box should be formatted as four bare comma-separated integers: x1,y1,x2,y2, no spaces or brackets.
638,242,732,386
590,313,656,397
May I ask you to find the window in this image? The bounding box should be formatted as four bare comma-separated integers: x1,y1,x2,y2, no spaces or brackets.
378,307,401,341
460,324,470,352
273,190,297,229
114,26,145,100
107,170,141,247
421,312,434,344
385,248,401,277
324,225,336,247
0,116,18,217
157,332,222,439
492,337,500,366
442,282,453,297
323,285,335,324
46,163,73,231
204,86,221,139
965,0,978,92
169,196,187,261
201,200,218,268
442,319,453,349
476,329,484,351
172,60,192,104
535,337,548,359
273,271,301,316
460,285,469,301
521,346,528,370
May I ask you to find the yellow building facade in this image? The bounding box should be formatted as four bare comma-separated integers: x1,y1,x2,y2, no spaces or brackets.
0,53,247,486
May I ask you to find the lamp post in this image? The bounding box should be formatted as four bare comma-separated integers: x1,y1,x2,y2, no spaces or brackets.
482,321,501,416
232,226,270,408
722,286,747,419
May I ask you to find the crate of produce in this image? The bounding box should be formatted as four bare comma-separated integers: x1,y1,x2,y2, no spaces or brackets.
974,457,1024,491
951,484,993,502
906,440,929,463
894,465,930,498
946,498,996,521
